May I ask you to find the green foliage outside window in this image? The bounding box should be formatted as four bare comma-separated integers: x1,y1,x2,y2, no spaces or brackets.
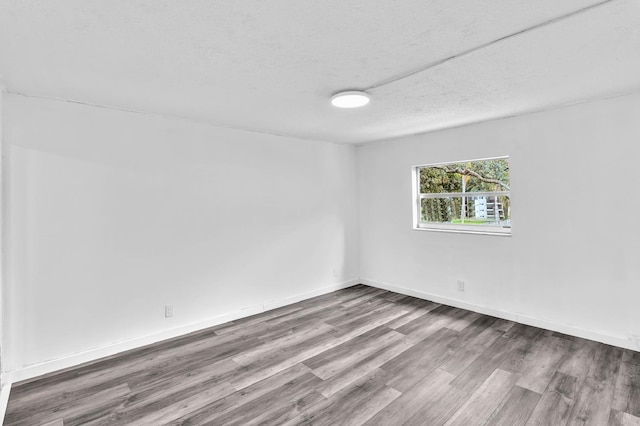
419,158,510,224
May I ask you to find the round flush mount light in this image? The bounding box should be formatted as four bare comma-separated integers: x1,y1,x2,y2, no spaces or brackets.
331,91,370,108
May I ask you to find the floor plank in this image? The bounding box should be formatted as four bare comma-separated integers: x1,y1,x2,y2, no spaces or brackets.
516,333,572,393
382,327,459,392
567,344,623,426
485,385,541,426
364,368,456,426
283,368,400,426
609,409,640,426
613,350,640,418
443,368,520,426
303,326,404,380
526,371,578,426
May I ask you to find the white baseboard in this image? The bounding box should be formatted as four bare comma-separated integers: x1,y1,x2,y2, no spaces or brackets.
5,279,360,384
0,383,11,425
361,277,640,352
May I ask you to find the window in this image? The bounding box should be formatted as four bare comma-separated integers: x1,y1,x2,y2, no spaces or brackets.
412,156,511,235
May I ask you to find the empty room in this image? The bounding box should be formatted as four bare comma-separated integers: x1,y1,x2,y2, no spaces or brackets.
1,1,639,425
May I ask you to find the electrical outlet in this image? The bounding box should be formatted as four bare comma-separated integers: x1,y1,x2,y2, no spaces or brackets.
165,305,174,318
457,280,465,292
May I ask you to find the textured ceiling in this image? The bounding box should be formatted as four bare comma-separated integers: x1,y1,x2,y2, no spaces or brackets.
1,0,639,144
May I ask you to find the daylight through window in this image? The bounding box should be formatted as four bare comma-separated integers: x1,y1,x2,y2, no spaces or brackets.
413,157,511,235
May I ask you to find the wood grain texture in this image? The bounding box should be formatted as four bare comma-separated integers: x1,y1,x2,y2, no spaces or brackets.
364,368,457,426
485,385,541,426
613,350,640,418
609,409,640,426
5,284,639,426
443,368,521,426
526,371,578,426
567,344,623,426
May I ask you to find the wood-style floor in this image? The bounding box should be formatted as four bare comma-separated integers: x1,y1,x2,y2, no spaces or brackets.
5,285,640,426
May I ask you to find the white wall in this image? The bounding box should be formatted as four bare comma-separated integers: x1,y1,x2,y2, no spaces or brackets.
2,94,358,375
0,81,5,384
357,93,640,351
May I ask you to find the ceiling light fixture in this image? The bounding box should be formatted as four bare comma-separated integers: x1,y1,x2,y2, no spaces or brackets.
331,91,370,108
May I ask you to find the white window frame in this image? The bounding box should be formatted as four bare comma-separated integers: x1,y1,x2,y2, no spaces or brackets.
412,156,511,236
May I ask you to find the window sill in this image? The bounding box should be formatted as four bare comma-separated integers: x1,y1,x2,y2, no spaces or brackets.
413,225,512,237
